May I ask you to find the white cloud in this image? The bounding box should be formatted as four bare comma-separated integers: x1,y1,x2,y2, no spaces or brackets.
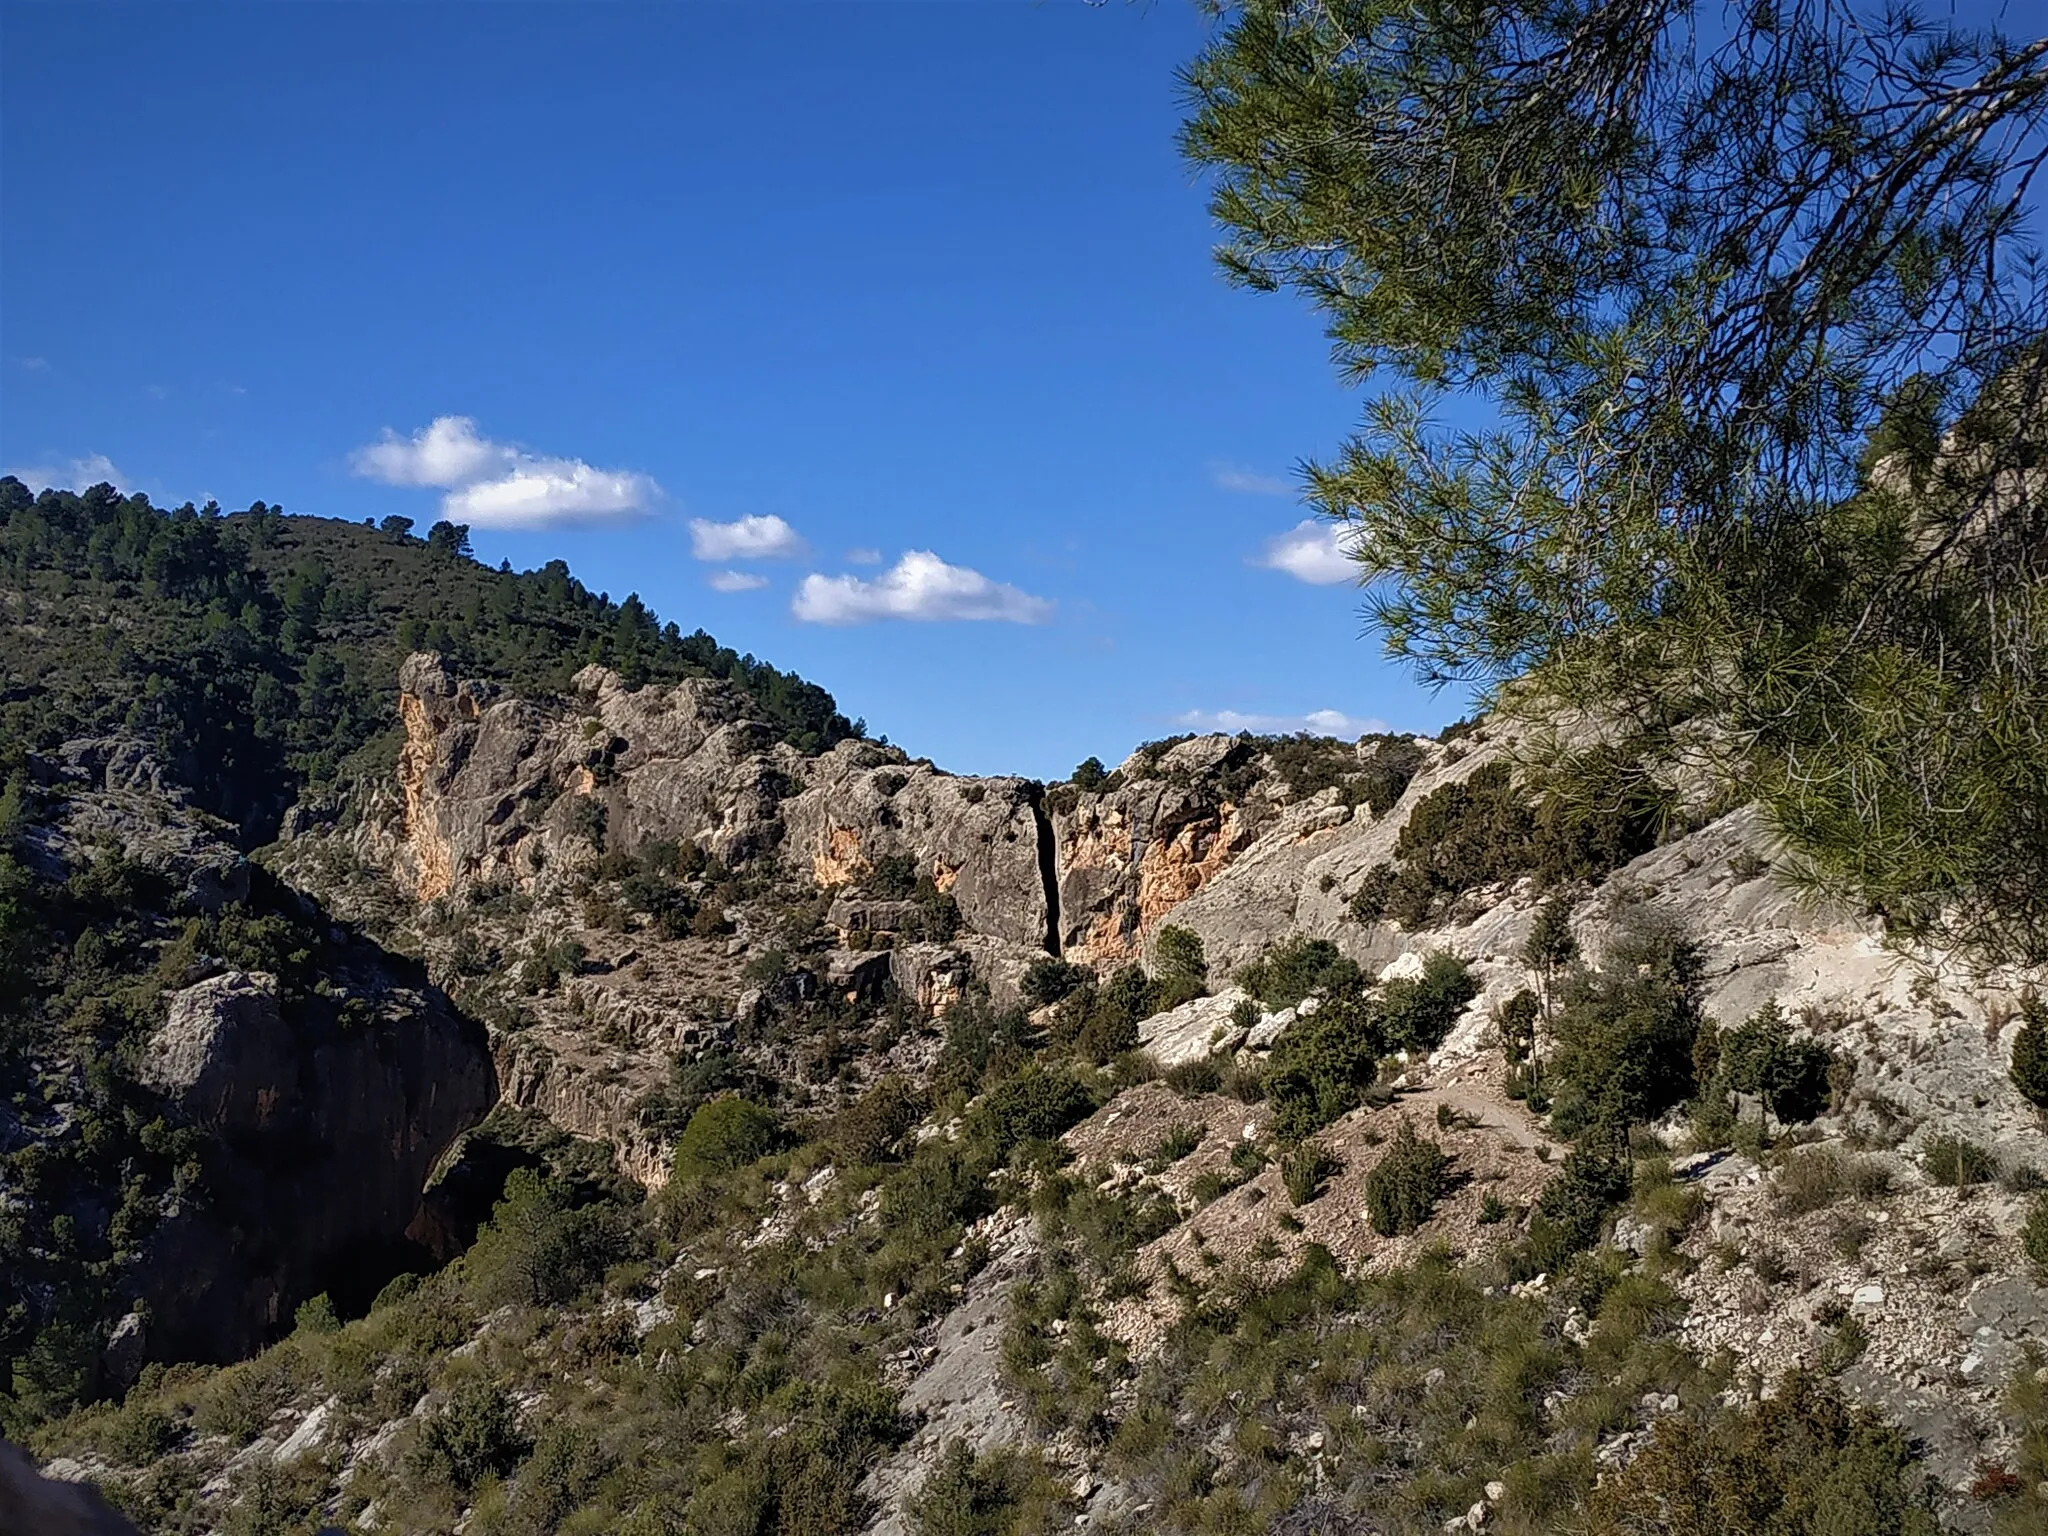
352,416,510,487
443,462,657,528
844,546,883,565
792,550,1054,625
1255,518,1363,585
1210,461,1291,496
18,356,49,372
688,513,807,562
1174,707,1389,739
348,415,659,528
707,570,770,592
4,453,125,491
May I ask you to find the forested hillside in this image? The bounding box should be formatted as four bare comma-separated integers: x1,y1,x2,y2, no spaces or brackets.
0,478,860,839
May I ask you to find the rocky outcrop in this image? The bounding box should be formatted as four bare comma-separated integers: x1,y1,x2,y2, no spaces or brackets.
325,655,1060,951
132,968,495,1363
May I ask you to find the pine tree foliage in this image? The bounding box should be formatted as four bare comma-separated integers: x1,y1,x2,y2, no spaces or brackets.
1183,0,2048,961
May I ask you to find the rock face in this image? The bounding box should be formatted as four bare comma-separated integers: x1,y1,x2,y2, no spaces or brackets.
132,968,495,1364
346,654,1059,951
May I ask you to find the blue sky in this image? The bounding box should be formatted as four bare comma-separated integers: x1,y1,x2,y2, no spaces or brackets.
0,1,1471,779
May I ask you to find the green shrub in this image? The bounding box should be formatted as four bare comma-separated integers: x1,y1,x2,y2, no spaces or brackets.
973,1067,1094,1158
1229,996,1261,1032
98,1398,179,1463
1161,1055,1224,1096
2011,994,2048,1110
1522,1145,1631,1275
1546,917,1702,1139
1363,1120,1449,1236
1589,1371,1941,1535
1498,987,1539,1067
292,1292,340,1335
1378,951,1478,1053
1070,757,1108,792
192,1355,292,1441
1720,1000,1835,1129
1265,986,1386,1142
409,1378,527,1490
1153,925,1208,988
883,1143,997,1241
2023,1195,2048,1266
1773,1148,1892,1215
935,993,1034,1095
832,1076,927,1167
1145,1123,1205,1169
909,1437,1057,1536
869,851,920,900
461,1168,635,1308
1281,1142,1341,1206
1020,957,1091,1009
1924,1134,1996,1188
674,1097,783,1177
1234,936,1361,1009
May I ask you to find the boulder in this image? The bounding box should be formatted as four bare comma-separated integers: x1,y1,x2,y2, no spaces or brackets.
1137,989,1252,1070
130,970,495,1364
138,973,297,1133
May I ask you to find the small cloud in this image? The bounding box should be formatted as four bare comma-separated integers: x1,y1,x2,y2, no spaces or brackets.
688,514,807,562
1255,518,1362,585
17,356,49,372
1210,461,1291,496
844,546,883,565
1173,707,1389,739
443,463,658,528
349,415,658,528
792,550,1054,626
707,570,769,593
3,453,125,491
145,384,170,401
352,415,509,487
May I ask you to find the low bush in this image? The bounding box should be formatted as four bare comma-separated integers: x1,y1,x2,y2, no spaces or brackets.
972,1066,1094,1158
1281,1142,1341,1206
1020,957,1091,1009
2023,1195,2048,1266
1377,951,1478,1053
1234,936,1361,1010
1924,1134,1996,1188
2011,994,2048,1110
832,1076,927,1168
1161,1056,1223,1096
909,1438,1060,1536
1144,1123,1204,1170
1522,1145,1631,1275
1774,1148,1892,1214
408,1379,528,1491
1545,916,1703,1140
1152,924,1208,988
1264,986,1385,1142
673,1097,783,1177
1363,1120,1449,1236
1588,1370,1941,1535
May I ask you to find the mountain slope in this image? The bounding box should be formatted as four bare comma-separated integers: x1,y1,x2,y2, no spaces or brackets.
0,479,860,841
6,495,2048,1536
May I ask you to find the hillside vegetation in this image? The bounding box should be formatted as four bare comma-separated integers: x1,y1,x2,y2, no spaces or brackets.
0,478,860,839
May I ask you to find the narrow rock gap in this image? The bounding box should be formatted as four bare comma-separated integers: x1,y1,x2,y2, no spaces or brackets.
1028,787,1062,955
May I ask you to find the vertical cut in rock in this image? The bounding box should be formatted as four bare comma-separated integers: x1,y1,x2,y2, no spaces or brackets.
1029,786,1062,955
